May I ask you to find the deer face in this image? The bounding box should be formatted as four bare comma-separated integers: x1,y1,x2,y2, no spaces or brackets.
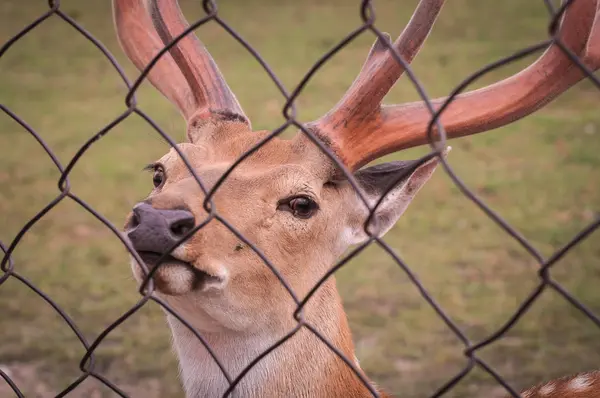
124,120,443,333
115,0,598,335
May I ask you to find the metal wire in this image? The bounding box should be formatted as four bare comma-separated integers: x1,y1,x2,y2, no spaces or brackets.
1,0,599,397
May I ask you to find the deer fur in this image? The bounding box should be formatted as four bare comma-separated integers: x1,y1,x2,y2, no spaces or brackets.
125,122,438,397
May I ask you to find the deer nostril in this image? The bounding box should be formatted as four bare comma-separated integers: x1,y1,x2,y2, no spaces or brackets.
130,212,140,229
128,202,151,232
169,217,195,238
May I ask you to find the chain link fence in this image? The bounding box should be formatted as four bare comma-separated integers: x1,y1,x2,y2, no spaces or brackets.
1,0,600,397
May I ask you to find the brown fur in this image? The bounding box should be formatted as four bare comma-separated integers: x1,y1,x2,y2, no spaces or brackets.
515,371,600,398
124,122,397,396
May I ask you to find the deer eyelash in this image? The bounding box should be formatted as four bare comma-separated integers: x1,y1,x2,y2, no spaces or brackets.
143,163,164,172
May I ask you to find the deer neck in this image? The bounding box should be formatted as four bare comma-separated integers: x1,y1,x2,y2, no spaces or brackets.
165,279,380,398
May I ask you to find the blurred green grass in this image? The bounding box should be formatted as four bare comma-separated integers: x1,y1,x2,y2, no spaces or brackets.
1,0,599,397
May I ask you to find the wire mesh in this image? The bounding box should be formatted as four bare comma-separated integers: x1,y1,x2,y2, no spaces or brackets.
1,0,599,397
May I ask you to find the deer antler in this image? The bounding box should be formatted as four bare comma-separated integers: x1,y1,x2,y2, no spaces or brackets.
112,0,248,126
308,0,600,171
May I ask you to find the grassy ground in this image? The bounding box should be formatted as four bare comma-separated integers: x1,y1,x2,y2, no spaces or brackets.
1,0,599,397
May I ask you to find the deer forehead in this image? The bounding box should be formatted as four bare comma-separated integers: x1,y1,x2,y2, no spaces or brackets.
156,143,326,201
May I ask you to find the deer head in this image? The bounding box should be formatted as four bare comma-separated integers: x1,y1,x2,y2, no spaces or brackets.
115,0,600,396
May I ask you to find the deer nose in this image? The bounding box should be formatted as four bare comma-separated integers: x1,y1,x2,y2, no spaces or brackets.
126,203,195,253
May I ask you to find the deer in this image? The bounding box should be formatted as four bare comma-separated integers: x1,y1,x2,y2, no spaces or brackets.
113,0,600,397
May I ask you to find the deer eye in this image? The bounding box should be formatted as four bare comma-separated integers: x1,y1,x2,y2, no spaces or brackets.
152,167,165,188
278,196,319,219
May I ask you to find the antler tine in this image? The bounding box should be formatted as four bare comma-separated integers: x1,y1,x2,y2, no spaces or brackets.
113,0,248,126
334,0,446,116
306,0,446,168
308,0,600,171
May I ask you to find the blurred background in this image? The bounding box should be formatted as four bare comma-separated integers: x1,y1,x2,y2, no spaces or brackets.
1,0,599,397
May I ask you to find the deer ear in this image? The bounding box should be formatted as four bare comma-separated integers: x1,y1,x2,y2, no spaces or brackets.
345,150,448,245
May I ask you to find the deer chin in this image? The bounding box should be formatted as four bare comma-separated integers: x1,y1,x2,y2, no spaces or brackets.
130,252,227,296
